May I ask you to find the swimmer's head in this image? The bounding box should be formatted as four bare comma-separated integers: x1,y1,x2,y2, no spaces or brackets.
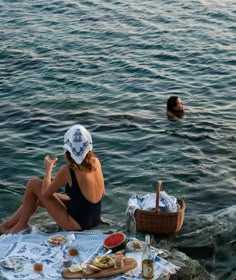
167,96,184,120
167,96,184,113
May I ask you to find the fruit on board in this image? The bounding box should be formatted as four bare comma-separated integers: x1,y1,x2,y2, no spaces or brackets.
103,232,126,252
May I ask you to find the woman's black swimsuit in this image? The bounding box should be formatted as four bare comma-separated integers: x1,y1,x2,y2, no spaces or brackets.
65,168,101,230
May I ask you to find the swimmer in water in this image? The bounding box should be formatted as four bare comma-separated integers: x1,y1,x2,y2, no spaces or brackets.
166,96,184,120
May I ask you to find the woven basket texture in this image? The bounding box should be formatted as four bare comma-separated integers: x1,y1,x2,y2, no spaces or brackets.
134,181,186,234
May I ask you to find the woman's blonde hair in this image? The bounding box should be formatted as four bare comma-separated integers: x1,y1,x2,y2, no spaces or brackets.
64,150,96,171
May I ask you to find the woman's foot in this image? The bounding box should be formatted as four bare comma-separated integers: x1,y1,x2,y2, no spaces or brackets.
0,223,12,234
7,223,30,234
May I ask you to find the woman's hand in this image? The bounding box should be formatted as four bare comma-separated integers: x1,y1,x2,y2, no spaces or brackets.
44,155,58,170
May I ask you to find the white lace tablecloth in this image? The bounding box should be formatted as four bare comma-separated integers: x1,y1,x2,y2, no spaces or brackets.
0,228,179,280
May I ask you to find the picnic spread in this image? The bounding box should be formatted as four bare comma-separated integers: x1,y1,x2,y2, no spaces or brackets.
0,227,179,279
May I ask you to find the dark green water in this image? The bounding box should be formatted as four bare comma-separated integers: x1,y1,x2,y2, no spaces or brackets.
0,0,235,278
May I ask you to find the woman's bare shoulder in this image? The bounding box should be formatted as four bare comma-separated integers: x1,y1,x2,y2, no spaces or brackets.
55,165,71,181
58,164,69,173
167,111,179,120
95,157,101,166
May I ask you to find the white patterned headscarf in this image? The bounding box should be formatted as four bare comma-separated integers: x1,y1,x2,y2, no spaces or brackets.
63,124,93,164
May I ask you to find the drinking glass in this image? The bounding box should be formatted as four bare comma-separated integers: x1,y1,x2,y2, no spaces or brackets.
33,262,43,273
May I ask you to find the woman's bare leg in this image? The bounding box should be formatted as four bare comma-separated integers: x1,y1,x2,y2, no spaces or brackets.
0,184,71,234
4,178,41,234
8,177,81,234
0,206,25,234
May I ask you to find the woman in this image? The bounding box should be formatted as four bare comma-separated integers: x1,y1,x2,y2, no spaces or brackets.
0,124,105,234
166,96,184,120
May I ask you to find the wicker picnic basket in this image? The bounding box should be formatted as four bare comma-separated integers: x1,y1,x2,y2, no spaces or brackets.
134,181,186,234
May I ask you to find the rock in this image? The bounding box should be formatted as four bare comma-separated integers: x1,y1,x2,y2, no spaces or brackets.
168,249,213,280
168,259,192,280
35,221,61,233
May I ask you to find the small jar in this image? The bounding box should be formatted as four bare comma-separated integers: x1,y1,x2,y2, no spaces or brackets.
114,255,124,269
33,262,43,273
68,247,79,257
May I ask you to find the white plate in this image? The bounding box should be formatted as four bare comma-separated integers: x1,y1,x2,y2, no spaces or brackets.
0,257,25,270
47,235,67,246
126,241,145,252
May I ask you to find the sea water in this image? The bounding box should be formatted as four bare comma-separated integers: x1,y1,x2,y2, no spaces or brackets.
0,0,235,279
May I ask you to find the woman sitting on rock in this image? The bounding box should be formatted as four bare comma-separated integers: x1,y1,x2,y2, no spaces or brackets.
0,124,105,234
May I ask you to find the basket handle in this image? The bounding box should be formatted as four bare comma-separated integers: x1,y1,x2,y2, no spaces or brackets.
155,181,163,212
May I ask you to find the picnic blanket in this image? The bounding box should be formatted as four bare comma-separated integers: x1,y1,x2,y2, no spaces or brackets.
0,227,179,280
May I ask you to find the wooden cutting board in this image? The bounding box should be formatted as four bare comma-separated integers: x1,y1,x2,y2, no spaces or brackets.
61,258,137,279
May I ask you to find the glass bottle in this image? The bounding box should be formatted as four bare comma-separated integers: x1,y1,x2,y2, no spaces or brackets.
126,207,136,238
142,234,154,279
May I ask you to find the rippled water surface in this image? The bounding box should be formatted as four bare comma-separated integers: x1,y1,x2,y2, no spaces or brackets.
0,0,235,278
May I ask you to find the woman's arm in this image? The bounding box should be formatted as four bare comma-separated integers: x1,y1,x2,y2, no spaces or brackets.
42,156,68,198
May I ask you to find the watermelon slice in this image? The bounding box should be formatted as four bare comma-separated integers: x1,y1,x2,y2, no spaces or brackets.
103,232,126,252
